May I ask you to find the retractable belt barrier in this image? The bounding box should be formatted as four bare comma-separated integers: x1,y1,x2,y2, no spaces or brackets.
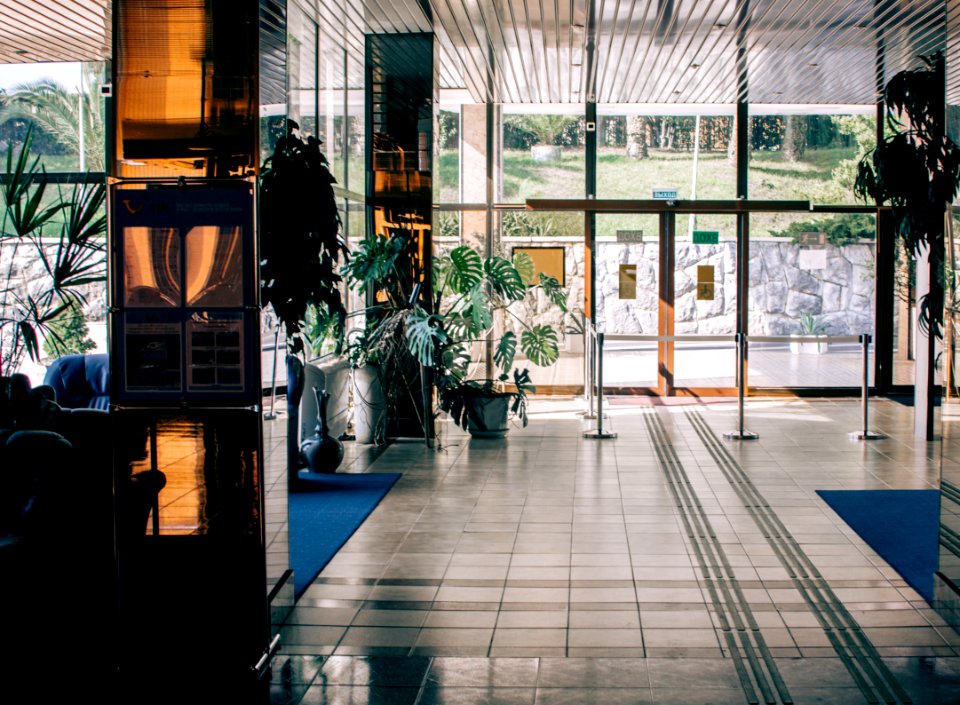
581,328,884,442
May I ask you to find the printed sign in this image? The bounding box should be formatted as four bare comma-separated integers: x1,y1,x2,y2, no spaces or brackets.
692,230,720,245
798,249,828,270
697,265,715,301
616,230,644,243
619,264,637,299
799,231,826,246
652,188,679,199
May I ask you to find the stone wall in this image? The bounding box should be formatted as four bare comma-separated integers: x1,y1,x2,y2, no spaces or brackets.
508,238,876,338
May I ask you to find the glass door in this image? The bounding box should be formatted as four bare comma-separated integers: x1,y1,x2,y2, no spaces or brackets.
671,213,738,394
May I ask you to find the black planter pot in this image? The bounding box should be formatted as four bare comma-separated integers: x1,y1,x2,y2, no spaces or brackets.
465,394,511,438
299,387,344,473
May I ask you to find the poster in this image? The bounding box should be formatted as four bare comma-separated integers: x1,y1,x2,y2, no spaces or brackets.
619,264,637,299
697,265,715,301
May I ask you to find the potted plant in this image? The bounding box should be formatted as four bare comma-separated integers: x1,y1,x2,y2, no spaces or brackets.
259,120,348,474
790,313,828,354
854,51,960,437
341,219,427,444
405,246,567,437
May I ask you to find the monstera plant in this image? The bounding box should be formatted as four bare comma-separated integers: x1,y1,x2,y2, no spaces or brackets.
405,246,567,437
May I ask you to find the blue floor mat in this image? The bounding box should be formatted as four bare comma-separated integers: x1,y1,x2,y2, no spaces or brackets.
289,472,401,598
816,489,939,603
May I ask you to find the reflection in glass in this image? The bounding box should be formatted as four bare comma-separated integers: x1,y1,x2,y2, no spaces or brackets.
185,226,243,306
123,227,181,307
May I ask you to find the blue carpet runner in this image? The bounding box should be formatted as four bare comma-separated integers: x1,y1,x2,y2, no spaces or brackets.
289,472,401,598
816,489,939,603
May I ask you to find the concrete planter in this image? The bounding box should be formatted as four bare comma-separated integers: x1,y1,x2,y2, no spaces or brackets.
790,340,829,354
530,145,562,162
353,365,387,444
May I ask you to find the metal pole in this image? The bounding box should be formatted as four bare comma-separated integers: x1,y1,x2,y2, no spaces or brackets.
150,422,160,535
584,332,617,439
850,333,886,440
724,332,758,440
265,326,280,420
581,319,597,419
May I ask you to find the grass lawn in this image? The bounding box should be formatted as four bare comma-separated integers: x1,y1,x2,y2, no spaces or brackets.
435,145,865,238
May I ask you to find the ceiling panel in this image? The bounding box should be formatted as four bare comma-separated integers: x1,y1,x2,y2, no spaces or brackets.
1,0,111,64
2,0,958,106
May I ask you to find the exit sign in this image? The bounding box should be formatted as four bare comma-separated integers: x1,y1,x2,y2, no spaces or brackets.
652,188,679,199
692,230,719,244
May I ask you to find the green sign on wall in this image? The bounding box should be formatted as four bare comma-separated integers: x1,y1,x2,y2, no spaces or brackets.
692,230,720,245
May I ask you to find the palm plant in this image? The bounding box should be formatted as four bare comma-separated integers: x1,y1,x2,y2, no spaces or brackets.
1,128,107,375
0,71,105,172
405,246,567,432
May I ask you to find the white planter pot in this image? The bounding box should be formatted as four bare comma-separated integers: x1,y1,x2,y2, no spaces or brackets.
790,341,829,354
301,356,351,443
353,365,387,444
530,145,562,162
565,331,584,354
466,394,511,438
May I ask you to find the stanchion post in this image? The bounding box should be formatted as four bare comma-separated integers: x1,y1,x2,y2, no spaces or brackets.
849,333,886,440
724,332,759,440
580,319,597,419
584,332,617,439
264,326,280,420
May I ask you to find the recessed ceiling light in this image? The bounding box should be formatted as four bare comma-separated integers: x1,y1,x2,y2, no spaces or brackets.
690,63,701,70
15,49,28,55
808,62,819,68
714,22,727,29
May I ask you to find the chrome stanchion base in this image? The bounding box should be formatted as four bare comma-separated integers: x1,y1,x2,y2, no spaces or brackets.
848,430,886,440
583,430,618,439
578,410,598,419
723,430,759,440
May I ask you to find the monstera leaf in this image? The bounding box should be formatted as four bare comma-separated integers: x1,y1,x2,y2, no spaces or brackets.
405,307,446,367
447,246,484,294
520,325,559,367
484,256,525,302
538,273,568,313
512,250,536,286
494,331,517,373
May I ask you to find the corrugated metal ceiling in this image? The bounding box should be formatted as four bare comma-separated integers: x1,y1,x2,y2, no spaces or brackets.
2,0,957,105
1,1,111,64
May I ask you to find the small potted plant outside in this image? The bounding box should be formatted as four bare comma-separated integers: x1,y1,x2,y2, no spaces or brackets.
405,246,567,437
791,313,828,354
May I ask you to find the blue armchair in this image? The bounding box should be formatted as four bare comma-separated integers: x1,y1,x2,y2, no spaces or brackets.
43,353,110,410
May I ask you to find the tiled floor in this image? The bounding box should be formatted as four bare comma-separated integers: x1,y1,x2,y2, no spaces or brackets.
268,397,960,704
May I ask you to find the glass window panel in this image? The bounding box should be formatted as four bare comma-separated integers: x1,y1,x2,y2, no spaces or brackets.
123,227,181,307
748,212,876,388
0,61,106,173
500,109,585,202
435,109,460,203
596,112,735,200
288,5,317,140
748,110,876,205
